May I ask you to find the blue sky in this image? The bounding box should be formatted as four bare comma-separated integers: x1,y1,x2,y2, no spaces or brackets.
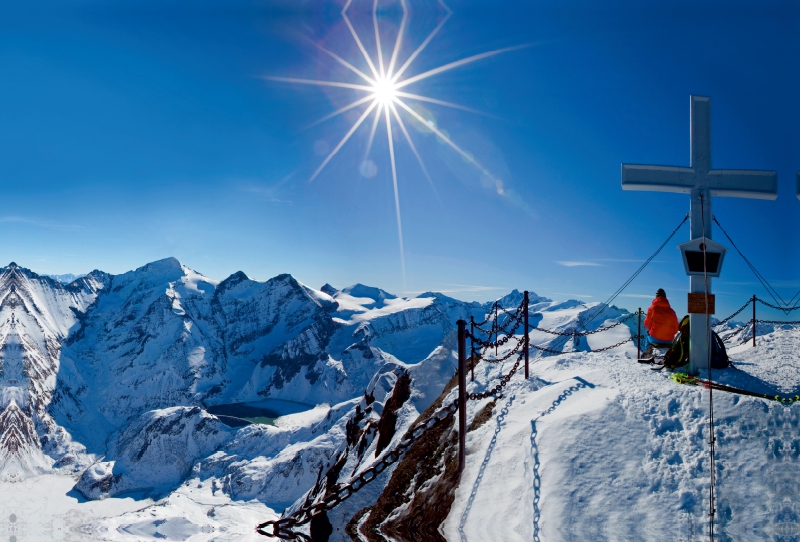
1,0,798,318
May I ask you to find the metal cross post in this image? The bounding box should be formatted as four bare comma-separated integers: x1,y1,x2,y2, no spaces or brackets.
622,96,777,376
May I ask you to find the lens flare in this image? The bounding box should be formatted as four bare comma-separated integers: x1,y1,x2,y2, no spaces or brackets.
264,0,528,289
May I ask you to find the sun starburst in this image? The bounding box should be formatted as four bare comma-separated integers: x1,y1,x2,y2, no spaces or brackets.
264,0,528,289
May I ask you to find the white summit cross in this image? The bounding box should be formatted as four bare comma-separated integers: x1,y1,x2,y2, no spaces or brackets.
622,95,778,376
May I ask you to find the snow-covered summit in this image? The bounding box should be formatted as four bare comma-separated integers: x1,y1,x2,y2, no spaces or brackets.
340,283,397,305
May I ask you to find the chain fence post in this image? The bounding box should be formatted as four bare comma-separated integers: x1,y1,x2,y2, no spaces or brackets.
457,319,467,475
470,317,475,382
752,295,756,347
524,291,530,379
637,308,642,360
495,303,498,357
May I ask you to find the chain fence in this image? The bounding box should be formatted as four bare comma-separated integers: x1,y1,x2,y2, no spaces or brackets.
257,296,663,539
712,297,800,345
470,316,524,348
755,297,800,313
713,299,753,327
529,312,636,336
258,300,531,540
476,336,525,364
756,319,800,326
468,355,522,401
256,397,460,540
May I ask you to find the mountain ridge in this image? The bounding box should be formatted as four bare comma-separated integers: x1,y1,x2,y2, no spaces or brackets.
0,257,634,540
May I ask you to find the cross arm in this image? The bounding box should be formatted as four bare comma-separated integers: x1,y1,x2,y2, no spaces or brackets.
621,164,695,193
707,170,777,200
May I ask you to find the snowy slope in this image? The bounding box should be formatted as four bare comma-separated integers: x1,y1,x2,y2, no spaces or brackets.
438,326,800,541
0,258,663,541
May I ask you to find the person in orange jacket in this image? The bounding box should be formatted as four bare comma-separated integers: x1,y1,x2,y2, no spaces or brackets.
644,288,679,349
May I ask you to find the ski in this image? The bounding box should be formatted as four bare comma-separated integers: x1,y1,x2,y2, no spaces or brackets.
670,373,800,403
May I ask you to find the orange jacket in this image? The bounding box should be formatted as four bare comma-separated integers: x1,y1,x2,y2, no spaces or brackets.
644,297,679,342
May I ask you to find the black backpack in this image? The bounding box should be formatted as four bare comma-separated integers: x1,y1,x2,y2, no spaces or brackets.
662,315,690,369
662,315,729,370
710,331,729,369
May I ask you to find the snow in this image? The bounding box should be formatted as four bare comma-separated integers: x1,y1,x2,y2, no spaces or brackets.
7,257,797,540
0,474,151,540
330,285,434,325
443,323,800,540
45,273,86,285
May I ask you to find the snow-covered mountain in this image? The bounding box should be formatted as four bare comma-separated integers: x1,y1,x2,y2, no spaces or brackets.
0,258,635,540
45,273,86,284
2,256,788,542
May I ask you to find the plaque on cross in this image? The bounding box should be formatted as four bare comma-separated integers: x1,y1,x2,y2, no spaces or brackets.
621,96,778,376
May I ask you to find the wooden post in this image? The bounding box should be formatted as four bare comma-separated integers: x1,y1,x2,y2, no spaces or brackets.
524,291,530,379
457,320,467,475
637,308,642,361
470,317,475,382
752,295,757,347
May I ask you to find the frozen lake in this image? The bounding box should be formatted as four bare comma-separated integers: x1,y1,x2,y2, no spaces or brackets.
206,398,315,427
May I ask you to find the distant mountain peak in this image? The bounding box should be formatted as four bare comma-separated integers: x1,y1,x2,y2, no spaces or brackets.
320,283,338,296
46,273,86,285
340,284,397,303
140,257,183,273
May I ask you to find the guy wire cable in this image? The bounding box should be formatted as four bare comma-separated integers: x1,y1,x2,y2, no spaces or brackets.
576,213,689,333
713,216,800,313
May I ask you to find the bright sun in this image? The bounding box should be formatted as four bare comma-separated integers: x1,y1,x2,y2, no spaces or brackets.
372,77,397,104
264,0,527,289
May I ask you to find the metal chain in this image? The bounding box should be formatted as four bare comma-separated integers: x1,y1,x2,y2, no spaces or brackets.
589,337,635,352
497,302,525,318
471,300,498,327
529,343,569,355
719,325,747,343
469,315,524,348
255,398,460,539
256,295,649,540
472,314,519,336
530,336,633,355
257,322,529,540
530,313,635,336
531,380,589,542
472,299,524,328
756,297,800,312
756,319,800,325
472,303,524,335
468,354,522,401
472,313,492,327
713,299,753,327
475,335,525,364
